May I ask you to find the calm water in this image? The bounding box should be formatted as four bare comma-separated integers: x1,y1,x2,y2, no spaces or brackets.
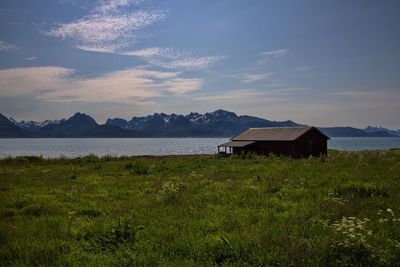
0,137,399,158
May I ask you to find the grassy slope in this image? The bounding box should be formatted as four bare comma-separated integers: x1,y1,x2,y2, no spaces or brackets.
1,150,400,266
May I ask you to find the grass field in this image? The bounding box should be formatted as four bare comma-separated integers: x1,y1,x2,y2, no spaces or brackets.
1,150,400,266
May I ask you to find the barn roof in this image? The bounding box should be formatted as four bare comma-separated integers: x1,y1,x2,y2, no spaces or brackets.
218,141,255,148
231,126,330,141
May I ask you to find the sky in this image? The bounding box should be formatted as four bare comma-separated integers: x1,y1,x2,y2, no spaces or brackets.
0,0,399,129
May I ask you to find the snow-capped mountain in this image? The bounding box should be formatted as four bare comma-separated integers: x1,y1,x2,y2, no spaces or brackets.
106,109,300,136
1,110,398,138
9,118,63,129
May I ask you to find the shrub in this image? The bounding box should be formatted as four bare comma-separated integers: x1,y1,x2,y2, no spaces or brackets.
76,209,102,218
239,151,257,160
69,168,78,180
334,182,388,198
83,219,144,252
15,155,44,163
205,235,238,264
126,162,149,175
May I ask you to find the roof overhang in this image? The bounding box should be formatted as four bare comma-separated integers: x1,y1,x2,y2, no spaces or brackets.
218,141,255,148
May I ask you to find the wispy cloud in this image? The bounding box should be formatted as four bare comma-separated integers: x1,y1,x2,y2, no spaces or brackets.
192,89,264,102
190,86,307,103
47,2,222,69
0,66,203,103
48,1,166,53
332,90,381,97
260,49,288,57
93,0,143,14
256,49,288,65
123,47,166,57
0,67,74,97
123,47,223,69
0,41,17,52
221,72,275,83
164,78,203,94
242,72,274,83
23,57,37,61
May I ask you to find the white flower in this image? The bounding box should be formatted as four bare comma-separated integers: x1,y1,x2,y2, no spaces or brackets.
387,208,395,216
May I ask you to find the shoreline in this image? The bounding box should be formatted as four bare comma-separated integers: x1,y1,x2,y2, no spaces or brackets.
1,148,400,160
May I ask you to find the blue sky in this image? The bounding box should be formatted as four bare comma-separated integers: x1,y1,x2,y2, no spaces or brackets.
0,0,399,128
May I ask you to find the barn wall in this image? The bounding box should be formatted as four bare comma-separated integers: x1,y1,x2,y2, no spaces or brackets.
295,129,327,157
233,141,294,156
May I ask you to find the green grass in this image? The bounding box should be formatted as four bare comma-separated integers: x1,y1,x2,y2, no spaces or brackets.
1,150,400,266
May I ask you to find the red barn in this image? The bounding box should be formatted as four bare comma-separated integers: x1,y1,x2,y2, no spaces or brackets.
218,126,330,158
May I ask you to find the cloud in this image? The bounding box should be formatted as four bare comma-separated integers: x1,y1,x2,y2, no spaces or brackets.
192,89,265,102
221,72,275,83
0,67,74,97
48,2,166,53
123,47,166,57
123,47,223,69
0,41,18,52
47,2,222,69
330,89,400,111
331,90,381,97
164,78,203,94
164,56,223,69
191,88,297,103
93,0,143,14
23,57,38,61
260,49,288,57
242,72,274,83
0,66,203,103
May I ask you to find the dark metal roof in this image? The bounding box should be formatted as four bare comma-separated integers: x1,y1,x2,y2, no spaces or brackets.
218,141,255,147
231,126,329,141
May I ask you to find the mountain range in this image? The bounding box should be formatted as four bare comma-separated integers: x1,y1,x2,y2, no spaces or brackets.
0,110,398,138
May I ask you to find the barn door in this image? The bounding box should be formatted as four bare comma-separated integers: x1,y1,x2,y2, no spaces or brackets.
307,140,314,155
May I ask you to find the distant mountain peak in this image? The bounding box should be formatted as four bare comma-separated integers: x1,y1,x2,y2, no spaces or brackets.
211,109,237,116
68,112,97,125
364,125,400,137
206,109,238,119
71,112,91,118
0,113,29,137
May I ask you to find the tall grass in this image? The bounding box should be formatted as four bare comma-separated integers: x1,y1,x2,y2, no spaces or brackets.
1,150,400,265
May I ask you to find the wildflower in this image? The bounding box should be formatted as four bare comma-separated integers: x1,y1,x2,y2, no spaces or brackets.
387,208,395,216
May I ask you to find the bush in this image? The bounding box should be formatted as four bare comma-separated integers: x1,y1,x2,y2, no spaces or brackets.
69,168,78,180
82,219,144,252
126,162,149,175
324,240,379,266
15,155,44,163
334,182,388,198
76,209,102,218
